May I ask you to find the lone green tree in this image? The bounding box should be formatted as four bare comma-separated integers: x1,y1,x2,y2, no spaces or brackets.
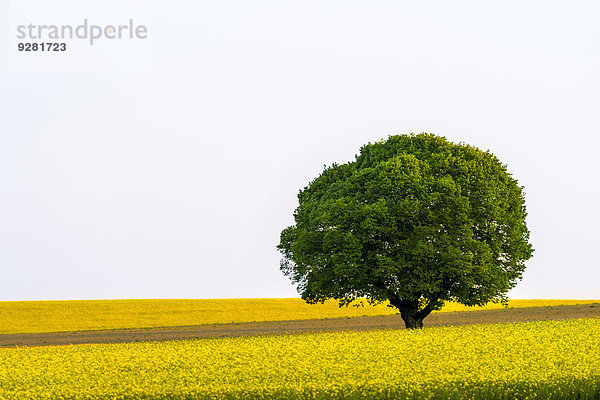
278,134,533,329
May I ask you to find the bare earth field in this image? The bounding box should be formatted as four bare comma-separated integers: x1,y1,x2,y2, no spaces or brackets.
1,303,598,347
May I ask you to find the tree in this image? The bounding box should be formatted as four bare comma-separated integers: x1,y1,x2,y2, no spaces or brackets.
278,134,533,329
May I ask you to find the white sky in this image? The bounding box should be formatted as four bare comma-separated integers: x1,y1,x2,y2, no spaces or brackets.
1,1,599,300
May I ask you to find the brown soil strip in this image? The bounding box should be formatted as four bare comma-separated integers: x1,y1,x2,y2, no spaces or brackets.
1,303,598,347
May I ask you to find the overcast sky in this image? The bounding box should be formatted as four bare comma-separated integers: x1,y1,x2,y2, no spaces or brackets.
1,1,599,300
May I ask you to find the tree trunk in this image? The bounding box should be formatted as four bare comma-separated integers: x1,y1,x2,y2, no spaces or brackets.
400,312,424,329
388,296,439,329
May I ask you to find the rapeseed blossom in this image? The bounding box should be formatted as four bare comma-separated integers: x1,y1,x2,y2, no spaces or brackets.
0,318,599,399
0,298,594,334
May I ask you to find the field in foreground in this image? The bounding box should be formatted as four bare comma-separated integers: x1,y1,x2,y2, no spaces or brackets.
1,318,599,400
0,298,597,334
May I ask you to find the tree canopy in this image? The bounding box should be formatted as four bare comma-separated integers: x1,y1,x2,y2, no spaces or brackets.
278,134,533,328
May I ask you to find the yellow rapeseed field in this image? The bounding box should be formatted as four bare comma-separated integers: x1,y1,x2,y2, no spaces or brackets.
0,298,596,334
1,318,599,399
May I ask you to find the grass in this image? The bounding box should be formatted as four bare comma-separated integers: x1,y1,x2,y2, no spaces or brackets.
0,298,597,334
1,318,599,399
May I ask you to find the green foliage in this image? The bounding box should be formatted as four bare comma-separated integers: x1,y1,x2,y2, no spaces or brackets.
278,133,533,328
